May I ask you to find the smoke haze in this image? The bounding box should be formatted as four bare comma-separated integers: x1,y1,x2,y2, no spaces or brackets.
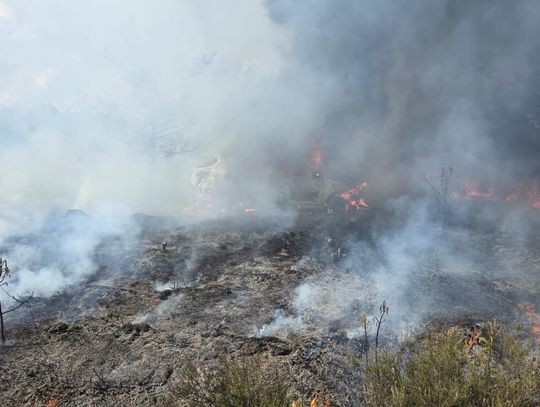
1,0,540,318
2,0,539,227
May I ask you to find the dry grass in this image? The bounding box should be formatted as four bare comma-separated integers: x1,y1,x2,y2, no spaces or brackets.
165,355,290,407
166,320,540,407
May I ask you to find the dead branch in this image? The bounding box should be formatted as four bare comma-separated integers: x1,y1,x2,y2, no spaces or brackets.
422,166,453,223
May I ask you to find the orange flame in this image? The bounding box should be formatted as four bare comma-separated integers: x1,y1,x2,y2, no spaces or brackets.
463,180,494,200
465,326,482,348
453,179,540,210
340,182,369,210
292,395,330,407
517,301,540,343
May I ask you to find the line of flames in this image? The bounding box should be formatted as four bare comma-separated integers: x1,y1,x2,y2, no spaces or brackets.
452,180,540,209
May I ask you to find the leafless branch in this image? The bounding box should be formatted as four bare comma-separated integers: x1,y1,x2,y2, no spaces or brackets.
156,135,198,158
422,166,453,224
2,290,34,314
0,257,34,343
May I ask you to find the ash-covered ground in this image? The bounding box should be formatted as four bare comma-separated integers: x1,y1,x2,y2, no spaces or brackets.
2,1,540,406
2,208,540,407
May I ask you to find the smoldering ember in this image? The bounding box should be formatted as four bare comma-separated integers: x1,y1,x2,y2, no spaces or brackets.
2,2,540,407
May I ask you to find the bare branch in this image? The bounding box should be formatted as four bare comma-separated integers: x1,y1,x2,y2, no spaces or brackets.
3,291,34,314
0,257,34,343
156,135,198,158
149,121,198,158
422,166,453,224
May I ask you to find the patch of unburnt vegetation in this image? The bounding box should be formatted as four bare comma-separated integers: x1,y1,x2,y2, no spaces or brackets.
363,321,540,407
165,355,290,407
166,316,540,407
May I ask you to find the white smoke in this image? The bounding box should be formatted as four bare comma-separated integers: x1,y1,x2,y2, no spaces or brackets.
132,294,183,324
0,212,138,299
0,0,289,233
2,0,540,313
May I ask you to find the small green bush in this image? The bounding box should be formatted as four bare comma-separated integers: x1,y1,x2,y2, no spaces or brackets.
165,355,290,407
363,321,540,407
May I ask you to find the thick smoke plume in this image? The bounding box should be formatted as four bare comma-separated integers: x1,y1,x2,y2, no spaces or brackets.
264,0,540,196
1,0,540,319
2,0,539,225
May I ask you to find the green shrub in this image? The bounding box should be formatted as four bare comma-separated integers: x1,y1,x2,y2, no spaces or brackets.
363,321,540,407
165,355,290,407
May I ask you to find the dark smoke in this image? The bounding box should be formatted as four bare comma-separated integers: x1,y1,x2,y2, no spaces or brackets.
261,0,540,193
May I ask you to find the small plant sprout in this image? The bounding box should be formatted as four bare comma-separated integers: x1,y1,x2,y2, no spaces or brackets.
361,312,369,370
374,300,389,382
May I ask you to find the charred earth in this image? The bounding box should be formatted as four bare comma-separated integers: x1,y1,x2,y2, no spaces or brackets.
2,210,540,406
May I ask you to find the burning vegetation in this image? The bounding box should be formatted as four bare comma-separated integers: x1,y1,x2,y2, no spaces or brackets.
339,182,369,211
452,179,540,210
2,149,540,406
188,150,371,217
517,301,540,342
2,142,540,406
2,0,540,406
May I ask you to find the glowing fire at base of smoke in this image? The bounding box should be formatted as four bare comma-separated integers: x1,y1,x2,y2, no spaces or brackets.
517,301,540,342
340,181,369,210
452,179,540,210
464,180,494,199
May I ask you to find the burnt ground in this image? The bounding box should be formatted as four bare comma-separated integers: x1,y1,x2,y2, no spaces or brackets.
1,213,540,406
